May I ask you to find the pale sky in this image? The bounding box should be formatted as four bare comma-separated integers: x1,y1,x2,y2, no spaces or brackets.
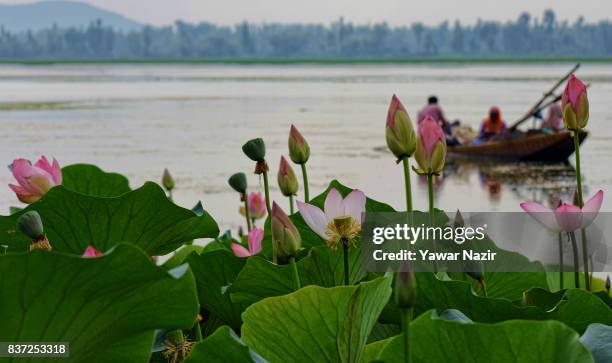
4,0,612,26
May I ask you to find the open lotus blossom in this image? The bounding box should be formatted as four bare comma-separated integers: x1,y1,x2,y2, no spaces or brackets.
9,156,62,204
297,188,366,249
240,192,266,219
231,227,263,257
520,190,603,232
82,245,103,258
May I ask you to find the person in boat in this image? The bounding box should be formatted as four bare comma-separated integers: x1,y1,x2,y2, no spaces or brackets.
418,95,460,145
472,106,507,144
540,102,563,132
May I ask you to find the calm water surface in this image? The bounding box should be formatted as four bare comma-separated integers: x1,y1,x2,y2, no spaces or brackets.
1,63,611,231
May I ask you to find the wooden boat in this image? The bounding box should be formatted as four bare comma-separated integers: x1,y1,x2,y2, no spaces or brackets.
448,130,587,162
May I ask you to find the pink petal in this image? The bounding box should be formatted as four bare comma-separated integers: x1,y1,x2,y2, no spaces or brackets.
418,116,445,154
51,158,62,184
34,156,63,185
231,243,251,257
581,190,603,228
520,201,559,232
82,246,103,257
8,183,31,196
11,159,33,188
297,200,327,239
554,203,582,232
324,188,344,220
387,94,406,128
343,189,366,223
248,227,264,255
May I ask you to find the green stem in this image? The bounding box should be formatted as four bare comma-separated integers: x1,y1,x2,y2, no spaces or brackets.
300,163,310,203
573,131,584,207
427,174,438,273
402,157,413,213
558,232,564,290
243,194,252,232
167,189,173,202
289,256,301,290
343,240,350,285
569,232,580,288
580,228,590,291
481,280,488,297
289,195,295,214
194,319,202,342
262,171,276,263
401,307,413,363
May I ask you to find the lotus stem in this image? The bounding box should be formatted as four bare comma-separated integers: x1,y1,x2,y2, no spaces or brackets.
573,131,590,290
300,163,310,203
427,174,438,273
401,307,413,363
289,195,295,214
243,194,252,232
569,231,580,288
289,256,301,290
262,171,272,217
343,239,350,285
558,232,564,289
402,157,413,213
581,228,590,290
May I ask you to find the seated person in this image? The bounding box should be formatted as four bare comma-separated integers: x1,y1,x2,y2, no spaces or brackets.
541,102,563,132
473,106,507,144
418,96,450,132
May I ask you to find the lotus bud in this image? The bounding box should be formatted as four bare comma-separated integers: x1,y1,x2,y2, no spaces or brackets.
288,125,310,164
277,156,298,196
386,95,417,161
162,168,175,191
414,115,447,175
606,275,610,293
82,245,103,257
228,172,247,194
453,209,464,228
394,262,417,309
271,202,302,260
562,74,589,130
16,210,44,240
8,156,62,204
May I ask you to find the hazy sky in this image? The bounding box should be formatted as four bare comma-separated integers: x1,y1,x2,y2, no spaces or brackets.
4,0,612,26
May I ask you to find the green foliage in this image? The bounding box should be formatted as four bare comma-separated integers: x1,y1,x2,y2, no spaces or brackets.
0,244,198,363
0,182,219,255
61,164,131,197
184,326,265,363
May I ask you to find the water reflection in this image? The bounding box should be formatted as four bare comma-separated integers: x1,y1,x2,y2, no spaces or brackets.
441,159,579,207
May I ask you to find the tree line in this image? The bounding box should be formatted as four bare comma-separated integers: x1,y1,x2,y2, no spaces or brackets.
1,10,612,60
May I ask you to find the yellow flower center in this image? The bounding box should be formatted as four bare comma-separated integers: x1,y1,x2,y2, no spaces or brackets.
325,215,361,249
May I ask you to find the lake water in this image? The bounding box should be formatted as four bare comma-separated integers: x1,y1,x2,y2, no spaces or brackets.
1,63,612,232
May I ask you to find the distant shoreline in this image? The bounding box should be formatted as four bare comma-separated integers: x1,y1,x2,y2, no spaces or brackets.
1,57,612,65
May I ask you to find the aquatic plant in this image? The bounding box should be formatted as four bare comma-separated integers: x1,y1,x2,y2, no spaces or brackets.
9,156,62,204
288,125,311,202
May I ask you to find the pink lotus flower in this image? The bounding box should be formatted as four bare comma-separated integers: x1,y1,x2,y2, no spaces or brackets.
240,192,266,220
562,75,588,113
520,190,603,232
231,227,263,257
9,156,62,204
82,245,103,258
561,74,589,130
414,115,447,175
297,188,365,248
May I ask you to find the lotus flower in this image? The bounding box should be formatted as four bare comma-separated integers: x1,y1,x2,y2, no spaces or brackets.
520,190,603,232
288,125,310,164
297,188,366,248
562,74,589,130
278,156,298,196
240,192,266,220
386,94,417,160
9,156,62,204
414,116,447,175
271,202,302,259
231,227,263,257
82,246,103,258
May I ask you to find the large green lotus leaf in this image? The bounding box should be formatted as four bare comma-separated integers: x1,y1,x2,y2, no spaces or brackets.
61,164,131,197
0,244,199,363
228,245,365,306
368,310,594,363
241,276,392,363
262,179,395,256
580,323,612,363
186,249,248,332
184,326,265,363
0,182,219,255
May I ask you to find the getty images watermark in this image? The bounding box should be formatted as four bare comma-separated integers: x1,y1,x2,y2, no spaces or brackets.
360,211,612,273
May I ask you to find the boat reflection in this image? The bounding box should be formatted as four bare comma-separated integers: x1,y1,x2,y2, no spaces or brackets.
439,159,579,207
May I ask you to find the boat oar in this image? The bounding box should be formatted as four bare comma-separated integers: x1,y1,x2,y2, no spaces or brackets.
507,63,580,132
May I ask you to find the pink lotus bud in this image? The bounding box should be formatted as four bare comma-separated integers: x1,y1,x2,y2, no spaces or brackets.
386,94,417,160
288,125,310,164
562,74,589,130
240,192,266,220
414,116,447,175
277,156,298,197
82,245,103,258
8,156,62,204
271,202,301,260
